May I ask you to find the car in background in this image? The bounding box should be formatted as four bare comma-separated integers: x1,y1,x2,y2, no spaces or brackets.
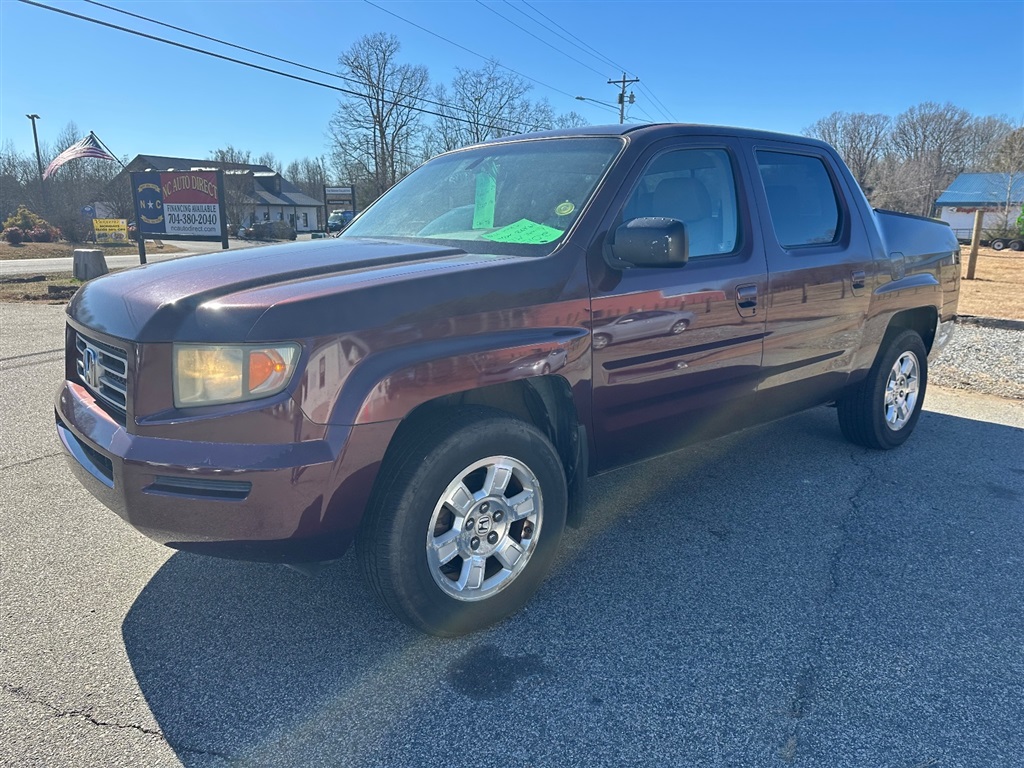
590,309,696,349
327,210,355,232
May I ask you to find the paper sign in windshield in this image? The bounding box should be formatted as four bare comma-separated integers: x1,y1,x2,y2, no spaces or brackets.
482,219,563,245
472,172,496,229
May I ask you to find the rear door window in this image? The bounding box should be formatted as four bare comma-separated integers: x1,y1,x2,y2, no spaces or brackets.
756,151,841,248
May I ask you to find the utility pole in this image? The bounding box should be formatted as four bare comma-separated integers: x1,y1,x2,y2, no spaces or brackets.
608,72,639,124
26,114,47,213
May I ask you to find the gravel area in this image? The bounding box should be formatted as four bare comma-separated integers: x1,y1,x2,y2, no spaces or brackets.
930,322,1024,400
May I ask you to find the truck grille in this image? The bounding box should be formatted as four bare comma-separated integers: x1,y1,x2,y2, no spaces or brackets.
75,332,129,420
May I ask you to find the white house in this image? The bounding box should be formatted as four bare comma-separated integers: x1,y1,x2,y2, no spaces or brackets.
935,173,1024,241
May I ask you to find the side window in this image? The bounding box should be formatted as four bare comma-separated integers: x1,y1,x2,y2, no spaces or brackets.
622,148,739,258
756,151,841,248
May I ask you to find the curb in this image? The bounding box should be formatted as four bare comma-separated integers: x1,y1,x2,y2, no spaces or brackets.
955,315,1024,332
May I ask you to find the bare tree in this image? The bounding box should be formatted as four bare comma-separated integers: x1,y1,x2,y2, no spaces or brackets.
328,32,429,207
209,145,252,166
430,61,544,151
430,61,592,153
987,126,1024,234
963,115,1014,171
554,110,589,129
284,156,329,200
208,146,257,229
803,111,890,191
256,151,283,173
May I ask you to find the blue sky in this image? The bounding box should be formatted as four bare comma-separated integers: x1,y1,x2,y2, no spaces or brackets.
1,0,1021,173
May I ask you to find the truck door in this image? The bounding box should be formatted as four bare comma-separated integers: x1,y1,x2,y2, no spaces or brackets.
744,141,875,418
588,140,769,470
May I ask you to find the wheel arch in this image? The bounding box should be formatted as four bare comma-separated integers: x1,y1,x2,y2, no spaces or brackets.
380,376,588,528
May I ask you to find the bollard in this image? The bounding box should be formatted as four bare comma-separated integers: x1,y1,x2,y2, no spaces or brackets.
73,249,109,281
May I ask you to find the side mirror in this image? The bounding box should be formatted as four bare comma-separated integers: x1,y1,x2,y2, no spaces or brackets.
608,217,689,268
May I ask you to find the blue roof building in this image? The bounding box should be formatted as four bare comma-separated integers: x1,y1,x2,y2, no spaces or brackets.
936,173,1024,207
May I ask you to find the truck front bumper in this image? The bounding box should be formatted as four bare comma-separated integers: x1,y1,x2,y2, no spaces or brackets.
55,380,392,563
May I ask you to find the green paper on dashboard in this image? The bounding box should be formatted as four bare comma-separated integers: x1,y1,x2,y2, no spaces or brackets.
482,219,563,244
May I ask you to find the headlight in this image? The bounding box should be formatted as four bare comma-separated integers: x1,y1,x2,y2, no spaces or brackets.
174,343,300,408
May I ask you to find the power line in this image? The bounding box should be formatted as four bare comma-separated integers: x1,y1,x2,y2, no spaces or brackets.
637,83,675,122
363,0,580,102
519,0,627,74
475,0,608,79
515,0,675,122
17,0,547,135
81,0,547,134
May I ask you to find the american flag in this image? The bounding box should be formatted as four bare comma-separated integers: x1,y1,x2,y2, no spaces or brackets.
43,132,117,179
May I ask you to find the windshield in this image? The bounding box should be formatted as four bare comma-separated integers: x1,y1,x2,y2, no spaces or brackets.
341,137,623,254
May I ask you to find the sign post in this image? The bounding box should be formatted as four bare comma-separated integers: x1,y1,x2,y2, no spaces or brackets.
131,169,228,265
323,185,356,232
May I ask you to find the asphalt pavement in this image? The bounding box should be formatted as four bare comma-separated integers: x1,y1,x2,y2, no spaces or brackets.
2,302,1022,767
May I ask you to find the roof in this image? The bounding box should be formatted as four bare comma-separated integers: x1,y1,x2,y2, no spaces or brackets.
936,173,1024,206
121,154,323,206
128,154,276,173
482,122,833,150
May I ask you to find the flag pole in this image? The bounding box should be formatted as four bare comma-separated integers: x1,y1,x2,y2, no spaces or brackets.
90,131,126,168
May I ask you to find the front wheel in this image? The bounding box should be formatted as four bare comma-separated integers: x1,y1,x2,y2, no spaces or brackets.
357,407,567,636
670,320,690,334
837,329,928,450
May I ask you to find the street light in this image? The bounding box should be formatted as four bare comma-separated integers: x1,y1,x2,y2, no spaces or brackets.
26,113,47,212
575,95,616,108
575,95,627,124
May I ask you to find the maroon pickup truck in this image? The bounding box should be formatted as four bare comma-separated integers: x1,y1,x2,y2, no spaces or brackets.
56,125,960,635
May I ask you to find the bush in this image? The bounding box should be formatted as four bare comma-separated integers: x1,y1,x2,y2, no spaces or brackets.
27,226,58,243
3,227,24,245
3,206,48,232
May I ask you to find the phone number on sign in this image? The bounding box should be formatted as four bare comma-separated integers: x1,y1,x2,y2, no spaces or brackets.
167,211,219,226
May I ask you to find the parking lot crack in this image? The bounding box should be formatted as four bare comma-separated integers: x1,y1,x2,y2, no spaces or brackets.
2,684,231,761
777,454,875,762
0,451,64,472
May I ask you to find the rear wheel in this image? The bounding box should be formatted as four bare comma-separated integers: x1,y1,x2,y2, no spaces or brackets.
1009,239,1024,252
358,407,567,636
991,238,1007,251
837,330,928,450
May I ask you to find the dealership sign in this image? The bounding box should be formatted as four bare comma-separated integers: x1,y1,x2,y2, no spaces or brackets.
131,170,227,238
129,169,228,263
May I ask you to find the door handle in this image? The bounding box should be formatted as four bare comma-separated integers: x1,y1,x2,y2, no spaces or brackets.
852,270,866,291
736,284,758,316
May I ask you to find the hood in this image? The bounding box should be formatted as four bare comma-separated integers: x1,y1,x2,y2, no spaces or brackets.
67,239,485,342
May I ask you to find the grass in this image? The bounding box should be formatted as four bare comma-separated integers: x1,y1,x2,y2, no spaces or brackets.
0,240,183,260
959,246,1024,321
0,271,82,302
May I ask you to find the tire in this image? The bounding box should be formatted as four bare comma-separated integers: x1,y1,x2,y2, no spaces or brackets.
357,406,567,636
837,329,928,450
991,238,1007,251
592,333,611,350
541,363,551,375
670,320,689,334
1009,240,1024,252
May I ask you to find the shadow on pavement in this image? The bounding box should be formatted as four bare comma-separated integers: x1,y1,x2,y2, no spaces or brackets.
122,407,1024,766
